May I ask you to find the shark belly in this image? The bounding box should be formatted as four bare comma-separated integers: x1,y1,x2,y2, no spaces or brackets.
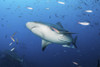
31,25,65,44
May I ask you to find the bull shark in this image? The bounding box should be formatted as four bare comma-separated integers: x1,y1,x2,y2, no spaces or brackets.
26,22,77,51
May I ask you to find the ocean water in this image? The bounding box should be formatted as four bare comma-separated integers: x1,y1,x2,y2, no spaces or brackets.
0,0,100,67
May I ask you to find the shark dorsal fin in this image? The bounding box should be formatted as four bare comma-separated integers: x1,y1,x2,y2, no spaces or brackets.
56,22,64,28
42,40,51,51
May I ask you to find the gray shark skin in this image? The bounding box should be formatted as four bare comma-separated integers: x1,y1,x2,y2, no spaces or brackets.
26,22,77,51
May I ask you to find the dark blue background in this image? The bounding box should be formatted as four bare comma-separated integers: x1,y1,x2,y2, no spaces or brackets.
0,0,100,67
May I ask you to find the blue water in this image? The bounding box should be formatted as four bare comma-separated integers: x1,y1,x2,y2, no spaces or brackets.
0,0,100,67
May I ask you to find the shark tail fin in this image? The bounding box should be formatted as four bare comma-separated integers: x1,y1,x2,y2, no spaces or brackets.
72,36,77,48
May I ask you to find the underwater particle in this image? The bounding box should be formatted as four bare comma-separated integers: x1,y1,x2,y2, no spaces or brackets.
45,8,50,10
57,1,65,5
10,48,15,51
27,7,33,10
78,22,90,25
85,10,93,13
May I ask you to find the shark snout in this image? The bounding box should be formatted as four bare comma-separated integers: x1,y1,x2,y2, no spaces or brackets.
26,22,32,27
26,22,36,30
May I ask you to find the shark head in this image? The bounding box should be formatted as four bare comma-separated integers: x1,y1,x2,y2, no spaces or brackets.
26,22,38,30
26,22,48,38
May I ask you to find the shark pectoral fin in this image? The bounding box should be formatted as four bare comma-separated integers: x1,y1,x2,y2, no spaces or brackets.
42,40,51,51
62,45,75,48
62,45,70,48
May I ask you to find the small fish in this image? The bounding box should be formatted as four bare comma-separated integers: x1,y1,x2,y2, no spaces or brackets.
57,1,65,5
85,10,93,13
11,37,15,42
27,7,33,10
10,48,15,51
73,62,79,65
78,22,90,25
9,42,13,46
